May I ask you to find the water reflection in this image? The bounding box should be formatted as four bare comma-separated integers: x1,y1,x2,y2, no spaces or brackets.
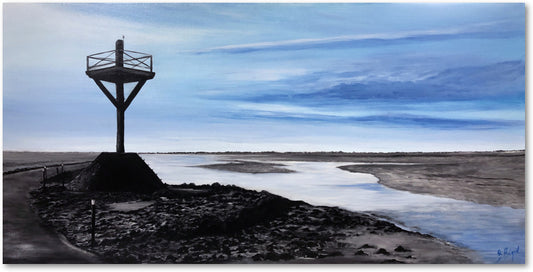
141,154,525,264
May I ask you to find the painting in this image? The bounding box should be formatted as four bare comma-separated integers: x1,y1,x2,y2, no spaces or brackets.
3,3,525,265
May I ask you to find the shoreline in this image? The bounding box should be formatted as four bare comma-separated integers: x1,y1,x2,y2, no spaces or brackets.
4,151,521,263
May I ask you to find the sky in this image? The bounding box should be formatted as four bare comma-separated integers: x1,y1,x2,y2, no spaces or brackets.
2,3,525,152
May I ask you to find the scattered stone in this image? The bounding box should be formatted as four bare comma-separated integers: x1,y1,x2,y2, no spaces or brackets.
327,251,343,257
375,248,390,255
359,244,376,249
394,245,412,252
381,259,405,264
252,254,263,261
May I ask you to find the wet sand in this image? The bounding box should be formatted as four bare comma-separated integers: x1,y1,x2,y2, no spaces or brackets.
206,151,524,209
194,160,295,174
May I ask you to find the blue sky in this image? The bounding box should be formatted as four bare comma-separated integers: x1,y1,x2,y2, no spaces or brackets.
3,3,525,152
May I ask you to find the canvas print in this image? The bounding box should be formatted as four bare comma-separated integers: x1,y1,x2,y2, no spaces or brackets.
2,3,525,264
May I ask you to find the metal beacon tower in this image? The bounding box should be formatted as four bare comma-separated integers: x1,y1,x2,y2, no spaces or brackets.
86,39,155,153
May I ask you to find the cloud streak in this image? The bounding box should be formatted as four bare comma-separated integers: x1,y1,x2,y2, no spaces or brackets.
195,21,522,54
230,110,522,130
236,61,524,105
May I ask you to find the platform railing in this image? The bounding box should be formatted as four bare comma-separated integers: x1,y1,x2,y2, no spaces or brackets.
87,49,153,72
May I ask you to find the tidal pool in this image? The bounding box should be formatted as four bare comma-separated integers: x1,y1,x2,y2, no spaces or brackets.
141,154,525,264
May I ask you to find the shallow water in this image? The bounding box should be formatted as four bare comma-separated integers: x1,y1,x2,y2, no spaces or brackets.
141,154,525,264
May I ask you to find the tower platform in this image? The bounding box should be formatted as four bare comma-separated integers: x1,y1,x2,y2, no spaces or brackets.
86,66,155,84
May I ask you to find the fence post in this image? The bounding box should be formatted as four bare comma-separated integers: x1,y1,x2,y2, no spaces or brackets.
42,166,47,190
61,163,65,188
91,199,96,247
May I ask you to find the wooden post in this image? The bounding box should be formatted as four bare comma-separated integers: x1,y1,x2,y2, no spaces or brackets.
61,163,65,188
91,199,96,247
115,40,125,153
42,167,47,190
115,39,124,68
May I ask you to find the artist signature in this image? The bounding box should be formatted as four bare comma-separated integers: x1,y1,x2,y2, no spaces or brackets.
496,246,520,263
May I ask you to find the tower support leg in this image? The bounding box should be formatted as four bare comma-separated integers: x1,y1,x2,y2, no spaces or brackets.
116,83,125,153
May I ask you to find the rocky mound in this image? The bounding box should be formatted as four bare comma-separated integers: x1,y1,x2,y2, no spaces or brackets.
68,152,165,194
30,180,475,264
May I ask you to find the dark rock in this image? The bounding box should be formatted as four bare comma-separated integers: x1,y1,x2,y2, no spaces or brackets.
252,254,263,261
122,254,138,263
354,250,368,256
265,251,280,261
196,215,226,235
302,248,319,258
327,251,343,257
227,193,293,231
358,244,376,249
278,253,294,260
375,248,390,255
381,259,405,264
182,254,197,263
394,245,412,252
165,255,176,262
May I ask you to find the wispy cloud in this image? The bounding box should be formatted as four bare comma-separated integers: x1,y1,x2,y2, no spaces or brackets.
237,61,524,105
195,20,522,54
229,109,523,130
234,102,380,118
227,68,308,81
